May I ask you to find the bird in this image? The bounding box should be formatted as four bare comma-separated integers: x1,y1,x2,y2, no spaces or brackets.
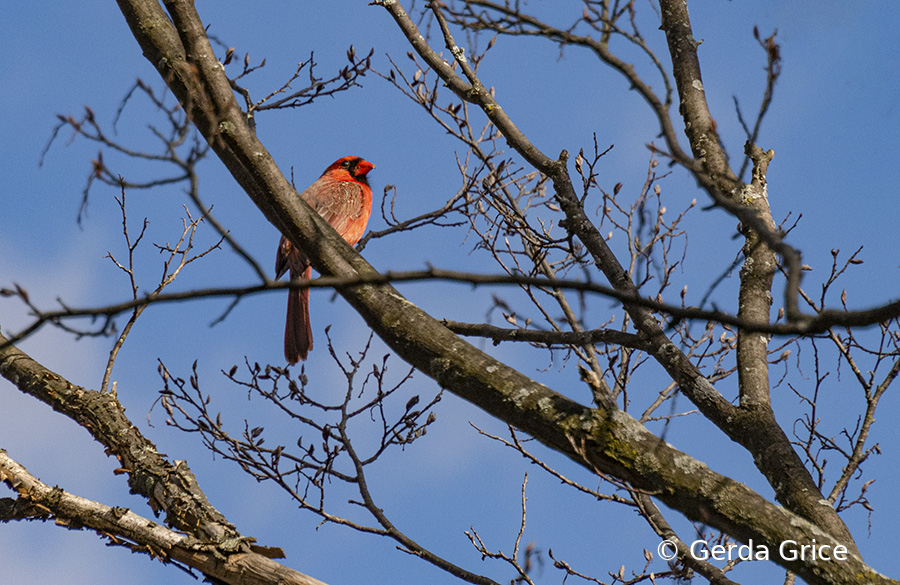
275,156,375,363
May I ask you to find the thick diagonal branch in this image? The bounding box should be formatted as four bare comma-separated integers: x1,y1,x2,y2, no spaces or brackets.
113,1,888,582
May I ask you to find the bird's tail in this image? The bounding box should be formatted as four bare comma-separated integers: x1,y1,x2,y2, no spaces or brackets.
284,266,312,363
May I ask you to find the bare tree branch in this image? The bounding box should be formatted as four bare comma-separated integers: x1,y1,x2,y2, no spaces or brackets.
0,449,330,585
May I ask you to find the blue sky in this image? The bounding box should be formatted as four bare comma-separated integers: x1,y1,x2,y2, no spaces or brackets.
2,2,899,584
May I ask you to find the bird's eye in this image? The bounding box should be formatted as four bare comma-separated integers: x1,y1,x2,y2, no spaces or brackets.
342,160,351,168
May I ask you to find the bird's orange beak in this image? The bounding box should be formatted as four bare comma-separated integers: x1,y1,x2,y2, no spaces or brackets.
355,159,375,176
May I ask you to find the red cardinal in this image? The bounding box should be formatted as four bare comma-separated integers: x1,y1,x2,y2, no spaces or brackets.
276,156,375,363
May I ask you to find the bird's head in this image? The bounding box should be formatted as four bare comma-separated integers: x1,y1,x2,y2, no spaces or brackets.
327,156,375,182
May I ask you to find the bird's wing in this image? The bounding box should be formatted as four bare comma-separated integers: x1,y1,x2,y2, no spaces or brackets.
303,179,369,243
